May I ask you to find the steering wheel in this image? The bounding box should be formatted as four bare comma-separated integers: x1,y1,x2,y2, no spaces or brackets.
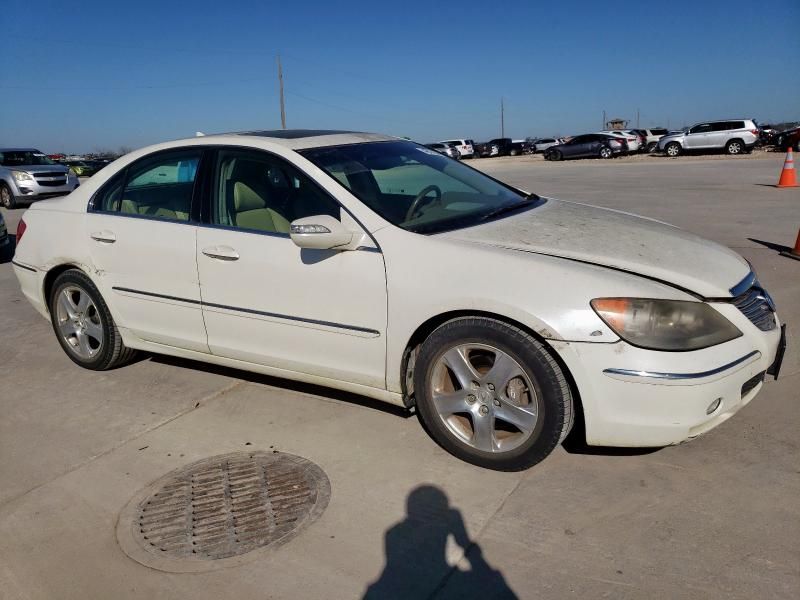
405,185,442,221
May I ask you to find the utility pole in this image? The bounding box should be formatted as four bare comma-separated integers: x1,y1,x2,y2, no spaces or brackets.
636,108,640,128
277,54,286,129
602,110,606,130
500,97,505,138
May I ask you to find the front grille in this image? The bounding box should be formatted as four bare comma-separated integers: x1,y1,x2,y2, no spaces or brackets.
38,179,67,187
741,371,765,398
33,171,67,179
732,286,776,331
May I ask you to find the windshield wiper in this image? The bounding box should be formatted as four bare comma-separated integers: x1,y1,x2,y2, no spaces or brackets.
478,194,539,222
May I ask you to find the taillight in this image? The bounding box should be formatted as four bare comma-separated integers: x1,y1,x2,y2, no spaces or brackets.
750,129,759,135
16,218,26,244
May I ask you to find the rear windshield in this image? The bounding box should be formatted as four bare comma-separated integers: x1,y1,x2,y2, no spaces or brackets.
0,150,56,166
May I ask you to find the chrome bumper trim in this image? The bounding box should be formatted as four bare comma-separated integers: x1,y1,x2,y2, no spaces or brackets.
603,350,761,382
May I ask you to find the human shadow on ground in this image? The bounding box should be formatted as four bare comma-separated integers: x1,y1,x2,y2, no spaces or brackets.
363,485,517,600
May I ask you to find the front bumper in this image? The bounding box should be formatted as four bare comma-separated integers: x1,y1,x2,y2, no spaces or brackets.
552,316,784,447
11,179,78,202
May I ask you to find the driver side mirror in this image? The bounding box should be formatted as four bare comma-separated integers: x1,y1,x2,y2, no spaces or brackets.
290,215,355,250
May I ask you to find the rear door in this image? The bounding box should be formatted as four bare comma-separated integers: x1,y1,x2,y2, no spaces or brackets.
86,148,209,352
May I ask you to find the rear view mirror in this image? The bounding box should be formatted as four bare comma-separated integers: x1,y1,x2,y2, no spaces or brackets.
290,215,354,250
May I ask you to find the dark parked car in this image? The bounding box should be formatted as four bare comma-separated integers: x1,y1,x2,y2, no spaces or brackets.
475,138,529,158
775,128,800,152
544,134,627,161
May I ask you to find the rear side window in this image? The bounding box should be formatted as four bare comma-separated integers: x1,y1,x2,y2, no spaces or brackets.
91,149,202,221
650,128,667,135
93,172,125,212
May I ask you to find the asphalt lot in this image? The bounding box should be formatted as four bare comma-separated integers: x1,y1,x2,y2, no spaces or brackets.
1,154,798,599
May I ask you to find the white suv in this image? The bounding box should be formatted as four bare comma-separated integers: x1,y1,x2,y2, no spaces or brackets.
657,120,759,157
440,139,476,159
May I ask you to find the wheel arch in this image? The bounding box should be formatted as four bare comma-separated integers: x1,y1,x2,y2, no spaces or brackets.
399,310,584,439
43,263,88,314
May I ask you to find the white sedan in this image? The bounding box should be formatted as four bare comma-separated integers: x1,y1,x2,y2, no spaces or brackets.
11,130,785,471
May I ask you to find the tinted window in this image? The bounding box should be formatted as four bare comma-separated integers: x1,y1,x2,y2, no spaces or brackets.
118,150,201,221
569,135,589,144
689,124,712,134
212,149,340,235
650,128,668,135
0,150,56,166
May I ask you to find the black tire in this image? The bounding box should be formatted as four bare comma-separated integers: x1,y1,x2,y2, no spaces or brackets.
599,145,613,159
0,183,17,209
413,317,574,471
646,142,657,153
48,269,138,370
509,149,519,156
549,149,563,161
725,139,744,155
665,142,682,157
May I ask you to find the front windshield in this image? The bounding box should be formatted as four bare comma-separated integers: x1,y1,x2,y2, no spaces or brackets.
301,140,538,233
0,150,56,166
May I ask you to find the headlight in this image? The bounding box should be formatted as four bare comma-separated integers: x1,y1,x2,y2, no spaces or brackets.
11,170,34,182
591,298,742,351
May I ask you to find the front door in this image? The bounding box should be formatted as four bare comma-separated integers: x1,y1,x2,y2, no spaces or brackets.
685,123,712,149
196,148,388,388
86,148,209,352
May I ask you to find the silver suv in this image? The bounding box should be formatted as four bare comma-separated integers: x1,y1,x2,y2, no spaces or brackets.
0,148,80,208
657,119,759,157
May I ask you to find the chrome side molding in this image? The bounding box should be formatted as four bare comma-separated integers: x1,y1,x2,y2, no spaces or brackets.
603,350,761,383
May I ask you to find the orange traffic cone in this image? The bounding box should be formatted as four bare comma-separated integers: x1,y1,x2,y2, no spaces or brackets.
777,148,798,188
780,228,800,261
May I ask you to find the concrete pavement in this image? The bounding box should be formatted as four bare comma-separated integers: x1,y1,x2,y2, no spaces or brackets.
0,154,798,599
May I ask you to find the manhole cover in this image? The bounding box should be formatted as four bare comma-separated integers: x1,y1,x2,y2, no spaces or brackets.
117,451,330,572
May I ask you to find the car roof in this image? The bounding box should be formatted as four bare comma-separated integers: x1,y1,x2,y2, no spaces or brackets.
0,148,42,152
198,129,398,150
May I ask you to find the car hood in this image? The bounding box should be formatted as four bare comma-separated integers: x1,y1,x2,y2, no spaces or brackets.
438,199,749,298
11,165,69,173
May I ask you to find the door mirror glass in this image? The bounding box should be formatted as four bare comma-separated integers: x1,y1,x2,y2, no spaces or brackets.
290,215,354,250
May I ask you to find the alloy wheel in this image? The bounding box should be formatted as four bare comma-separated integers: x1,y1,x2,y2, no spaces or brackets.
55,285,104,359
428,343,539,453
727,141,742,154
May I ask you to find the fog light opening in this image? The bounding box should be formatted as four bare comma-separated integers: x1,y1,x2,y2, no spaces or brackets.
706,397,722,415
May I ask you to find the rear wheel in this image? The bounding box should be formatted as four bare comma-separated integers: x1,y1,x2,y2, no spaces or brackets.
665,142,682,157
0,183,16,209
725,139,744,155
414,317,573,471
599,146,613,159
49,269,138,370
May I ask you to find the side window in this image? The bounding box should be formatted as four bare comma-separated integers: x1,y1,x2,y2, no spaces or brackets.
119,150,201,221
213,150,340,235
93,172,125,212
690,124,711,134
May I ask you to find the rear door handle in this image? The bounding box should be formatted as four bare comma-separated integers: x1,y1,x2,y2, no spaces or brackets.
202,245,240,261
90,230,116,243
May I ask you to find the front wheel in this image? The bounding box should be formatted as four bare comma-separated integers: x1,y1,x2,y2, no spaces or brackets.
0,183,17,209
665,142,682,157
49,269,138,370
413,317,574,471
548,149,563,161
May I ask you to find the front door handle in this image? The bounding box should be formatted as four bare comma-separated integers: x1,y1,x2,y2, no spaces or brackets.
202,245,240,261
90,230,116,243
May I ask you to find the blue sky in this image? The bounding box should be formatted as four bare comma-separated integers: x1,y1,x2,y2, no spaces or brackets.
2,0,798,153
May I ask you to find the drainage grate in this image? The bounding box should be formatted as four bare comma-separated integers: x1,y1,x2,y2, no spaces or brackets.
118,452,330,571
